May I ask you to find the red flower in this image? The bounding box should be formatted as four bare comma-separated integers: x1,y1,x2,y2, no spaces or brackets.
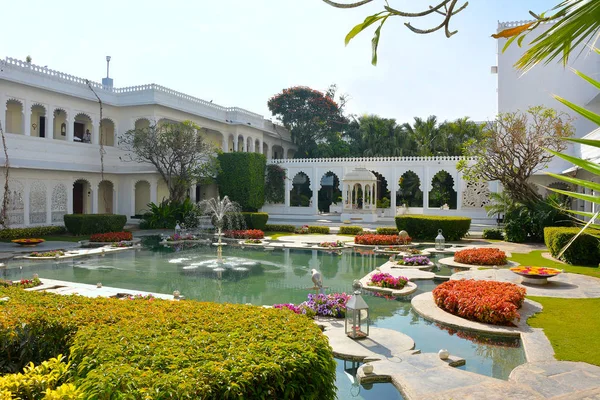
90,232,133,242
454,248,507,266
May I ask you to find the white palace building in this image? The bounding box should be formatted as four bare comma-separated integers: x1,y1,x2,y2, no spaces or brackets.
0,20,598,228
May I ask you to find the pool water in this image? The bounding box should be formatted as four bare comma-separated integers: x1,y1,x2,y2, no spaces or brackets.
2,239,526,399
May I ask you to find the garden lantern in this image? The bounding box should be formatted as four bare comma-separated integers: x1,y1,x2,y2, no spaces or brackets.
175,221,181,236
345,280,369,340
435,229,445,250
398,230,409,245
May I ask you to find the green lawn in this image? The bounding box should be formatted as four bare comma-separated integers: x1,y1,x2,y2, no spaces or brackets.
527,296,600,366
509,250,600,279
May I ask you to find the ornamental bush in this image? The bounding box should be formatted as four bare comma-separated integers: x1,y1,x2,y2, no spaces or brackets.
63,214,127,235
433,280,526,326
264,224,296,232
0,288,337,399
308,226,330,234
339,226,363,235
483,228,504,240
395,215,471,241
241,212,269,230
368,272,408,289
544,227,600,266
376,227,399,235
355,234,408,246
0,225,66,240
89,231,133,242
224,229,264,239
217,153,266,211
454,248,507,266
274,293,351,319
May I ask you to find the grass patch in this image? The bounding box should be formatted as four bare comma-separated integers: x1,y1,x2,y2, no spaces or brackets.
527,296,600,366
264,231,296,240
509,250,600,279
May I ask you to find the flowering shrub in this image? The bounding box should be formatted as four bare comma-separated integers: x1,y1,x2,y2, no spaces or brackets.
510,266,562,276
111,242,132,248
223,229,264,239
397,256,431,266
295,225,310,234
167,233,196,241
368,272,409,289
244,239,263,244
355,234,410,245
11,238,45,245
454,248,507,266
0,277,42,289
404,248,422,255
90,232,133,242
432,280,526,326
29,250,65,257
319,240,344,248
274,293,351,318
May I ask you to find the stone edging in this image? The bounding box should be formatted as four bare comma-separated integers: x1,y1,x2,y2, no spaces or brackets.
361,281,418,297
438,256,520,270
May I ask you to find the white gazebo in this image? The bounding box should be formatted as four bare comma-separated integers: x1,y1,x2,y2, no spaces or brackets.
341,167,378,222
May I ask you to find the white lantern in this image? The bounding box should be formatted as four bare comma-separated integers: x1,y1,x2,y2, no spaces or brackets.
175,221,181,235
345,281,369,340
435,229,445,251
438,349,449,360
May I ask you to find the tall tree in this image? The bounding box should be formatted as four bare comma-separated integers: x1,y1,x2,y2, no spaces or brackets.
458,106,574,205
267,86,348,158
403,116,440,156
119,121,217,202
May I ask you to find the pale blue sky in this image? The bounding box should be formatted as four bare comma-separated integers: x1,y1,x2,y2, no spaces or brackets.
1,0,556,123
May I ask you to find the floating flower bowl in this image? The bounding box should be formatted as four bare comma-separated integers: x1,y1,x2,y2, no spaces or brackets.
12,238,45,246
510,266,562,285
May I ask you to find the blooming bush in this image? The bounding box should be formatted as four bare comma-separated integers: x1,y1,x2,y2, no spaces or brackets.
244,239,263,244
295,225,310,234
90,232,133,242
432,280,526,326
397,256,431,266
167,233,196,241
368,272,409,289
454,248,507,266
0,277,42,289
274,293,351,318
29,250,65,257
223,229,264,239
404,248,423,255
355,234,410,246
319,240,344,248
510,266,562,276
111,242,132,248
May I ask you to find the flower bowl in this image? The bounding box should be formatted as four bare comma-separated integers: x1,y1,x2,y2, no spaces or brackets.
509,266,562,285
12,238,45,246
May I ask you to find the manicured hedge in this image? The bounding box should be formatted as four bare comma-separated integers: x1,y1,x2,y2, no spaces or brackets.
217,153,266,211
308,226,330,234
433,280,526,326
241,212,269,230
483,228,504,240
264,224,296,233
544,227,600,266
376,227,399,235
0,288,337,399
0,225,66,240
63,214,127,235
395,215,471,241
339,226,363,235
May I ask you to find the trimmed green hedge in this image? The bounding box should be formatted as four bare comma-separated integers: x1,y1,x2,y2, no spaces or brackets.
395,215,471,241
217,153,266,211
376,227,399,235
483,228,504,240
308,226,330,234
544,227,600,266
241,212,269,230
63,214,127,235
0,288,337,399
339,226,363,235
0,226,66,240
265,224,296,232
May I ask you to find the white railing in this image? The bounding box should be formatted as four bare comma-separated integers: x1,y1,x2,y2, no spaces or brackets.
269,156,476,164
498,19,556,29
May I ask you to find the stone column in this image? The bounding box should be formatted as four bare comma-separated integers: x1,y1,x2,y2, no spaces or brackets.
258,138,263,155
66,110,74,143
222,136,228,152
312,168,319,215
92,183,99,214
150,179,158,204
92,119,99,145
284,173,291,208
190,181,197,203
282,147,288,160
24,100,31,136
112,186,118,214
0,94,6,134
131,184,136,218
67,181,74,215
46,108,54,140
456,171,463,211
423,168,429,210
234,136,239,151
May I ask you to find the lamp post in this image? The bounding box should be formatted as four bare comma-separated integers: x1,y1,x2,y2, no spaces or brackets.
345,280,369,340
435,229,445,250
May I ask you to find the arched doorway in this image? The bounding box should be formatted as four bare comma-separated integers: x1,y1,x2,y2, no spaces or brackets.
74,113,92,143
290,172,312,207
397,171,423,207
352,183,363,209
100,119,115,146
135,180,151,215
429,170,457,209
370,171,390,208
5,99,23,134
53,109,67,140
135,118,150,130
98,181,114,214
73,179,91,214
318,172,341,212
30,104,47,138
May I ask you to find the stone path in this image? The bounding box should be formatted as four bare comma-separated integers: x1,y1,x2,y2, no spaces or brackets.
438,256,519,269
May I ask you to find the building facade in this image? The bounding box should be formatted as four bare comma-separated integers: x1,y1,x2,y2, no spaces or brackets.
0,57,296,226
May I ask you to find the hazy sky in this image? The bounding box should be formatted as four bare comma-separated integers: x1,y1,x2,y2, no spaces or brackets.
1,0,557,124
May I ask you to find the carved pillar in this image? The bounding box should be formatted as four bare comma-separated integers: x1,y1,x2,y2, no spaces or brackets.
46,108,54,140
92,119,99,145
190,181,197,203
92,183,99,214
284,172,291,208
312,168,319,215
150,179,158,204
24,100,31,136
66,110,74,143
233,136,239,151
423,168,430,210
222,136,228,152
131,183,136,218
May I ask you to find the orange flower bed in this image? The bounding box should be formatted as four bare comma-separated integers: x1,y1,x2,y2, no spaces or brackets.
224,229,264,239
90,232,133,242
11,238,45,245
454,248,507,266
510,266,562,277
354,234,410,246
433,280,526,326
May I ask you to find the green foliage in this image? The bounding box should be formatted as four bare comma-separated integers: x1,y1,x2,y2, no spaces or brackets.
376,227,398,235
376,197,390,209
308,226,330,234
395,215,471,241
241,212,269,230
397,170,423,207
483,228,504,240
264,224,296,233
339,226,363,235
428,171,457,208
503,195,572,243
544,227,600,266
217,153,266,211
0,226,66,240
63,214,126,235
0,288,337,399
139,198,199,229
265,165,286,204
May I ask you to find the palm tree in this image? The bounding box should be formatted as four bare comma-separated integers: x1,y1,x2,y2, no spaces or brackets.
404,116,439,156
